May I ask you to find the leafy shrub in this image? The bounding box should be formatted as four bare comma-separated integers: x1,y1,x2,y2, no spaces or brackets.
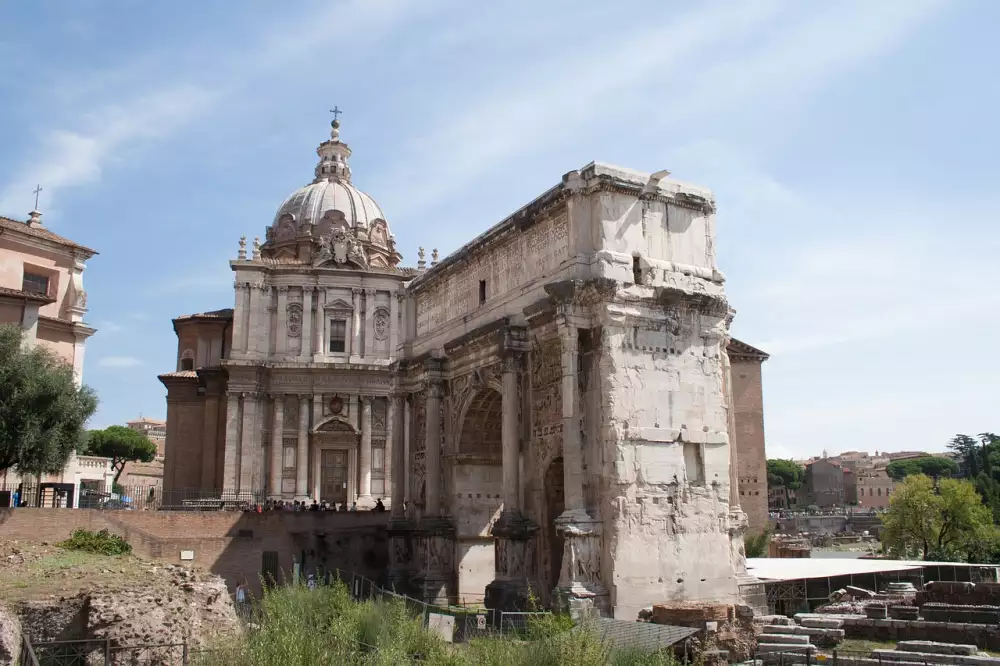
744,527,773,558
204,581,688,666
58,528,132,556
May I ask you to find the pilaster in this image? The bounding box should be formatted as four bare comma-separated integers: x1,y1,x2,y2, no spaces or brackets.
295,394,310,500
239,392,259,494
350,288,362,363
313,287,325,361
269,395,284,499
299,286,314,360
358,396,374,507
222,393,240,491
276,286,289,355
389,292,401,359
363,288,376,358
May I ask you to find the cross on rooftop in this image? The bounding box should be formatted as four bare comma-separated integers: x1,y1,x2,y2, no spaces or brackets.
33,184,42,210
329,106,342,121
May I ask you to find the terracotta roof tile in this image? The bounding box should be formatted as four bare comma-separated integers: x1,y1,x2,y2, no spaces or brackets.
173,308,234,322
0,216,97,255
728,338,770,360
158,370,198,379
0,285,56,304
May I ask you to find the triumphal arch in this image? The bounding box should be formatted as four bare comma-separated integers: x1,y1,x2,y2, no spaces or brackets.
388,163,748,619
159,117,748,620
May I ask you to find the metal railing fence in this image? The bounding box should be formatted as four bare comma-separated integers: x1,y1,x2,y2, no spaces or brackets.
29,638,210,666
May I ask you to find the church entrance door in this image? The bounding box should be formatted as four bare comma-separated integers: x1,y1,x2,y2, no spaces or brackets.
321,450,349,505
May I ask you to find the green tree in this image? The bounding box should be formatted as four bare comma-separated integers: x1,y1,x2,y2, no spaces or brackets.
949,434,982,478
886,456,959,481
767,458,802,507
0,325,98,474
84,425,157,485
882,474,992,561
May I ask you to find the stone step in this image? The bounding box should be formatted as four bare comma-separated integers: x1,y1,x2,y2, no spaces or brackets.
763,625,845,640
798,617,844,629
896,641,979,656
872,649,1000,666
755,643,816,655
757,633,811,645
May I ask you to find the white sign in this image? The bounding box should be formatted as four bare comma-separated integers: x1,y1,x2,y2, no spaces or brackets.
427,613,455,643
180,550,194,561
476,615,487,630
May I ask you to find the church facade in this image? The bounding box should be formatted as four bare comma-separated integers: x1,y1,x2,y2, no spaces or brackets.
160,117,769,619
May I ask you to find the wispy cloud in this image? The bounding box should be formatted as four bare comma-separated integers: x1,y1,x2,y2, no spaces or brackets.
379,0,945,228
96,320,123,333
0,0,429,216
99,356,143,368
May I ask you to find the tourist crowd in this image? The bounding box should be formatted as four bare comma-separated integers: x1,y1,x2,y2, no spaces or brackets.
244,498,387,513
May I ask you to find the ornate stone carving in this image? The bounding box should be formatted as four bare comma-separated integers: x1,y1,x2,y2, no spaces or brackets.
374,308,389,341
286,302,303,337
372,398,387,430
314,228,369,268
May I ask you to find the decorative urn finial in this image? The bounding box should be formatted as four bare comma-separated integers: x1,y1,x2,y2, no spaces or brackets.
417,247,426,271
431,248,439,267
238,236,247,260
252,237,261,260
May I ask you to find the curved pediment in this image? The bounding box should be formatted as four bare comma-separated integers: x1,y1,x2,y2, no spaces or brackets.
314,416,358,435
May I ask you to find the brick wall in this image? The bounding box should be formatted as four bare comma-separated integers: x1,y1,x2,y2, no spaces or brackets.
731,357,768,533
0,508,388,597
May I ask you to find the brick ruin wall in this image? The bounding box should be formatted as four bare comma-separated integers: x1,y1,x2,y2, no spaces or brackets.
731,357,768,534
0,508,388,597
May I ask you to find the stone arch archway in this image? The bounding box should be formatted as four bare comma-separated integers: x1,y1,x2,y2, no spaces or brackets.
456,388,502,459
453,387,504,603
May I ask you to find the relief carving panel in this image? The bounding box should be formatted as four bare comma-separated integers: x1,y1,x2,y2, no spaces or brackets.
416,213,568,335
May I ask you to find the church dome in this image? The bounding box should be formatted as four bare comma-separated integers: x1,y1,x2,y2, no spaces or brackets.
263,115,400,267
272,179,385,229
269,117,388,232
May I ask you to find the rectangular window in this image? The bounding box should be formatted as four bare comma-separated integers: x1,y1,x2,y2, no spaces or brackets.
478,280,487,305
329,319,346,353
22,272,49,296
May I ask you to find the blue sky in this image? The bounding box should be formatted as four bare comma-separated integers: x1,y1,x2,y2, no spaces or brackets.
1,0,997,459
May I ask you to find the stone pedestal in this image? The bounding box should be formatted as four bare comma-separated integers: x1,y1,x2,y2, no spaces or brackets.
552,509,609,619
419,516,454,606
387,516,416,596
485,510,539,611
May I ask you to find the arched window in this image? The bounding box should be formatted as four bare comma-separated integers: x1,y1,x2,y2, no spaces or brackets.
180,349,195,371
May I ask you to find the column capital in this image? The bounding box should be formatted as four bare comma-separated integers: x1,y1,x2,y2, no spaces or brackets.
276,285,289,292
298,393,311,404
365,287,377,296
352,287,362,296
267,392,286,401
396,292,405,302
302,285,315,293
360,395,373,406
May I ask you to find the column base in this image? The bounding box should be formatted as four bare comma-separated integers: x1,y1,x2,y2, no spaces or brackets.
356,494,375,509
552,582,610,620
553,509,608,619
485,510,539,611
418,516,455,606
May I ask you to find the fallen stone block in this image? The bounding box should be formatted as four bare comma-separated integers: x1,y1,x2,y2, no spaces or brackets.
757,633,810,645
872,649,1000,666
895,641,978,656
847,585,876,599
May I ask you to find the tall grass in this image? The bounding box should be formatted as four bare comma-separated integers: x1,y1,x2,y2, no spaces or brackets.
203,581,692,665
